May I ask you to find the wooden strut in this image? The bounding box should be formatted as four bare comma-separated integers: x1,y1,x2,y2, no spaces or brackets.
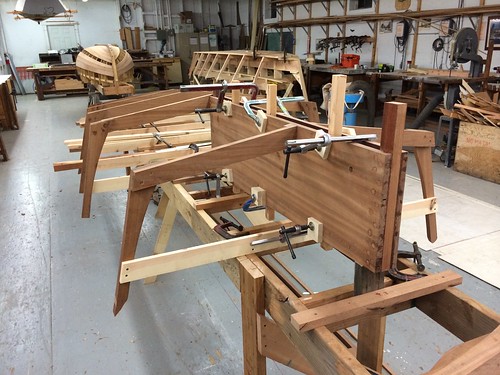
77,88,320,218
79,90,212,218
113,125,299,314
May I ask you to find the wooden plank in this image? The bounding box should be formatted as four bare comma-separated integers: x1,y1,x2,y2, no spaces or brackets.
402,197,437,219
193,193,249,212
354,265,386,373
454,122,500,184
130,126,298,190
379,101,407,269
119,227,315,283
328,75,347,136
239,257,267,374
210,104,393,272
54,146,202,172
92,176,129,192
257,314,314,374
413,146,438,242
134,27,142,50
414,286,500,342
266,84,277,116
144,196,177,284
124,27,133,49
290,270,463,333
113,186,155,315
300,278,393,309
425,326,500,375
248,254,370,375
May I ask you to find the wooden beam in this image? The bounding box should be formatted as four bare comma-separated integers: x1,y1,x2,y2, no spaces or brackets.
257,314,314,374
354,265,386,373
239,257,267,374
300,277,393,309
415,287,500,342
414,147,438,242
328,75,347,136
425,326,500,375
290,270,463,333
119,223,318,283
113,186,155,315
130,126,298,191
193,193,249,212
379,101,407,270
248,254,371,375
144,196,177,284
402,197,438,219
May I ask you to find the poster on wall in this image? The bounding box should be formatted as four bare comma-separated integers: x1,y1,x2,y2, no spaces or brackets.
485,16,500,50
380,21,393,33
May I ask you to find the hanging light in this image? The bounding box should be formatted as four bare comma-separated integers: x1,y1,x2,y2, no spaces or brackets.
8,0,77,23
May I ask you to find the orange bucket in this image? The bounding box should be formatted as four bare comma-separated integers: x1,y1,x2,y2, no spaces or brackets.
341,54,360,68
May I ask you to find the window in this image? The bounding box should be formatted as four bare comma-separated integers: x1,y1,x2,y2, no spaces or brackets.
45,22,80,51
349,0,373,10
264,0,277,21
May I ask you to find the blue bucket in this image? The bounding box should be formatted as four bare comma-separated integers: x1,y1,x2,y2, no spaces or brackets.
344,92,364,126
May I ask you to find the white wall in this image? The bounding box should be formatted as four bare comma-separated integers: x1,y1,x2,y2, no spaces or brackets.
0,0,121,67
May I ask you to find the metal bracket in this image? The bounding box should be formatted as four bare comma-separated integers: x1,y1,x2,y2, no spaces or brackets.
243,96,305,132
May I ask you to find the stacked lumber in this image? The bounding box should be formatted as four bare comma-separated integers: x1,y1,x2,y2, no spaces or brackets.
444,80,500,127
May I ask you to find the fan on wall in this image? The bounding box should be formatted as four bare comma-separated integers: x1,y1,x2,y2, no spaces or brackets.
9,0,76,23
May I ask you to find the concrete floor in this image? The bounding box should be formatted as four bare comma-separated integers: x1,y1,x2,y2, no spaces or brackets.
1,94,499,375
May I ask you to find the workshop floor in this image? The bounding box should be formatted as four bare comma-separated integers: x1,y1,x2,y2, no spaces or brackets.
1,94,499,375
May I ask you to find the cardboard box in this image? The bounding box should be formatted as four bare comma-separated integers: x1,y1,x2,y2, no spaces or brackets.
173,23,194,34
454,121,500,183
54,78,84,90
179,11,193,24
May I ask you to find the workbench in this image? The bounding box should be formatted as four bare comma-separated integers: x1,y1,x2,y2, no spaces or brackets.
28,65,87,101
303,64,367,95
367,70,500,115
132,57,182,89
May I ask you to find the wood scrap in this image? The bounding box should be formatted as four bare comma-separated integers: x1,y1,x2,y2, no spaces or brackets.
448,80,500,126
